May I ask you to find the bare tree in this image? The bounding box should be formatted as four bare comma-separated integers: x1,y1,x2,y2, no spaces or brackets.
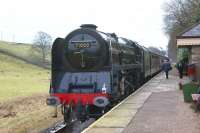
163,0,200,61
32,31,52,63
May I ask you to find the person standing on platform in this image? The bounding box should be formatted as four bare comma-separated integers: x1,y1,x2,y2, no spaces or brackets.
176,61,184,79
162,59,172,79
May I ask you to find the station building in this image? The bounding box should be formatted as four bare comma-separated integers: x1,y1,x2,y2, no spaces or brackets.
176,22,200,81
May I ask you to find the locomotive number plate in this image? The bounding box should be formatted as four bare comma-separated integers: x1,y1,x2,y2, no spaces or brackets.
75,43,90,48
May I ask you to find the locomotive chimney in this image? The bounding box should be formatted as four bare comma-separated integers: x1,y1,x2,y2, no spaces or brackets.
80,24,97,30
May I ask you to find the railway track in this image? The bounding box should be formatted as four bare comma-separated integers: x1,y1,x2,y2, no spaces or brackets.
43,118,96,133
43,121,67,133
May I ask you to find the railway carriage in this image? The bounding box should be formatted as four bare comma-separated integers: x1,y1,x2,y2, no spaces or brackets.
47,24,166,122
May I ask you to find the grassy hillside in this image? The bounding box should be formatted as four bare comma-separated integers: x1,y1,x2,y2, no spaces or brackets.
0,52,50,101
0,42,59,133
0,41,50,68
0,41,32,58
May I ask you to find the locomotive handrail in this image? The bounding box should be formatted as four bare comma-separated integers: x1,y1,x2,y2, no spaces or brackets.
109,39,114,92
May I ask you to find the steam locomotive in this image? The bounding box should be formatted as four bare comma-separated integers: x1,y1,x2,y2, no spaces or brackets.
47,24,166,122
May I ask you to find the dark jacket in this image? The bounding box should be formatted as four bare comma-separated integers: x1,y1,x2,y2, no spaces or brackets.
162,62,171,72
176,62,184,71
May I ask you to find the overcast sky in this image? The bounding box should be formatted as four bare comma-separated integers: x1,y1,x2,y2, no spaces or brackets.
0,0,169,49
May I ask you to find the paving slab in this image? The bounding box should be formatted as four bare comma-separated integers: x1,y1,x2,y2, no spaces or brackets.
93,117,132,128
106,108,137,117
86,128,123,133
124,92,151,104
117,103,143,109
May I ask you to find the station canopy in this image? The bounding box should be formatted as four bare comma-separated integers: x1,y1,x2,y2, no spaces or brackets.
177,22,200,46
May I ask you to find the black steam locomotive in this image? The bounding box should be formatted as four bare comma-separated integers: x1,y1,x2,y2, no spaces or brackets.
47,24,166,122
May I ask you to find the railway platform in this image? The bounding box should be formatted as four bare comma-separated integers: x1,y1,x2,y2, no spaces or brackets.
83,72,200,133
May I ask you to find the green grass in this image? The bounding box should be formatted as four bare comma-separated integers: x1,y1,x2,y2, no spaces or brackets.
0,41,58,132
0,41,32,58
0,41,50,65
0,53,50,101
